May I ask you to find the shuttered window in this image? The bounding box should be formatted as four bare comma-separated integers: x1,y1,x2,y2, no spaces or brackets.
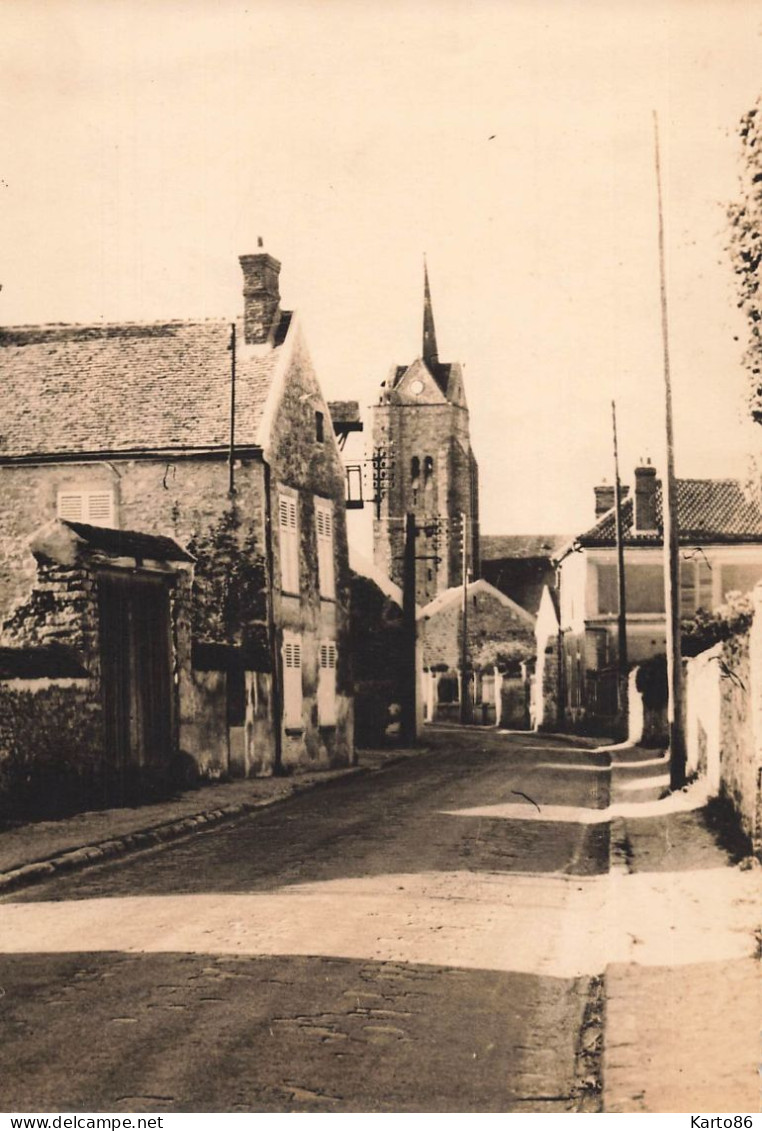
57,490,115,528
279,494,299,593
318,640,337,726
315,498,335,599
282,634,303,729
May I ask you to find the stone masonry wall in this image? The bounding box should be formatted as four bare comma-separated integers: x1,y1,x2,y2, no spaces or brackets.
0,677,103,820
718,619,759,848
421,589,534,673
267,324,354,768
682,583,762,851
0,458,268,654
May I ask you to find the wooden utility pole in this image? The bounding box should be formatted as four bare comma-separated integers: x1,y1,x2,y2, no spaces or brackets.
400,512,418,743
654,111,686,789
228,321,237,496
612,400,629,730
459,511,472,724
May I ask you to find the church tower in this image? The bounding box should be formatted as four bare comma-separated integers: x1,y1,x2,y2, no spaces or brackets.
371,262,480,605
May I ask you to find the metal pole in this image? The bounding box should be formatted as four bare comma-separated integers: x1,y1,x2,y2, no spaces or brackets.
460,511,472,724
228,321,237,496
612,400,629,732
654,111,686,788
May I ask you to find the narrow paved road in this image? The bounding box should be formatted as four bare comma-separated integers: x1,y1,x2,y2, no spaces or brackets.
0,729,610,1113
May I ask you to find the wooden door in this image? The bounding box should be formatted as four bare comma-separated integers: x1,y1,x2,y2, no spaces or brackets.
98,572,173,800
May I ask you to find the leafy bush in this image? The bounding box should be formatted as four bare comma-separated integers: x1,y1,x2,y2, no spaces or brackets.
681,591,753,657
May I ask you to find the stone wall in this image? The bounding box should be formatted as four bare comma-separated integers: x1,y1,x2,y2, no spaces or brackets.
0,538,194,818
680,584,762,852
718,627,758,845
684,644,722,793
420,587,534,673
0,676,103,820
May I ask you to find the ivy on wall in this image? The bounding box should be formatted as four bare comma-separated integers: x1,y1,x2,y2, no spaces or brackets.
187,507,269,665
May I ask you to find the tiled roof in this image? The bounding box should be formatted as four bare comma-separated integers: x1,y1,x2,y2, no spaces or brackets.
63,521,194,562
0,317,289,458
481,534,570,560
575,478,762,548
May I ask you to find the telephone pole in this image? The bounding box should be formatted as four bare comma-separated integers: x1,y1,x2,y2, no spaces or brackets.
612,401,629,731
460,511,472,724
400,512,418,743
654,111,686,789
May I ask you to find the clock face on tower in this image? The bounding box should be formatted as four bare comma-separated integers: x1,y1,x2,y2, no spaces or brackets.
410,379,424,395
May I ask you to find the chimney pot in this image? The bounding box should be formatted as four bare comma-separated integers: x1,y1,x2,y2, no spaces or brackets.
239,251,281,345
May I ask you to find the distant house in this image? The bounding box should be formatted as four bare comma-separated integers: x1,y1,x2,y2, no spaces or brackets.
554,463,762,733
0,250,353,813
418,578,535,727
480,534,568,616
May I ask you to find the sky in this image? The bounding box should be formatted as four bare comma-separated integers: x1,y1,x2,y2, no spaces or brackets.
2,0,762,537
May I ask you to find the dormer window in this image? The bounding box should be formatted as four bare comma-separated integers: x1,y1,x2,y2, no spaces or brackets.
57,489,115,528
315,411,325,443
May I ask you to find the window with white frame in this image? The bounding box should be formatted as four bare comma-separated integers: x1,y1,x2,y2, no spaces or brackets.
57,489,115,528
315,497,335,599
318,640,337,726
278,493,299,593
282,633,303,729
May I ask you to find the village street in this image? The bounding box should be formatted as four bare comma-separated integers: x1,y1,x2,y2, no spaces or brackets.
0,728,758,1113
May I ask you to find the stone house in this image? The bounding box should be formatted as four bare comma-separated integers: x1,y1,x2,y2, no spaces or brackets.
0,250,353,812
555,463,762,733
418,578,535,726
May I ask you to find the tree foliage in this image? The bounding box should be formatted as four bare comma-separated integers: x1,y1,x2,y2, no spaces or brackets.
680,590,754,657
728,99,762,423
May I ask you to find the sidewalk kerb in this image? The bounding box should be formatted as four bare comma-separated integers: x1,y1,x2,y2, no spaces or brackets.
0,762,382,896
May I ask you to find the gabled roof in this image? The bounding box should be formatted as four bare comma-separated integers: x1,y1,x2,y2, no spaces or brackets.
571,478,762,550
481,534,570,560
387,358,455,400
0,313,293,460
418,578,535,625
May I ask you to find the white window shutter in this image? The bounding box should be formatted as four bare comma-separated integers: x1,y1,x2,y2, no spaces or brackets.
57,490,115,528
318,640,337,726
86,492,114,527
57,493,84,522
282,634,303,728
279,494,299,593
315,499,335,599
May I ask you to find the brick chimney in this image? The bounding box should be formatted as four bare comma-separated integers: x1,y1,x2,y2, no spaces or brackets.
595,482,630,520
634,460,658,532
239,244,281,345
594,482,615,518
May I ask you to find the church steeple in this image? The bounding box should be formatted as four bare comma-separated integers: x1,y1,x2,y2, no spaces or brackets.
422,257,439,369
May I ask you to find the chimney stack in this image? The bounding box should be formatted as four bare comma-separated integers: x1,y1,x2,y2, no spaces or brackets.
594,482,615,518
239,244,281,345
634,460,658,532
